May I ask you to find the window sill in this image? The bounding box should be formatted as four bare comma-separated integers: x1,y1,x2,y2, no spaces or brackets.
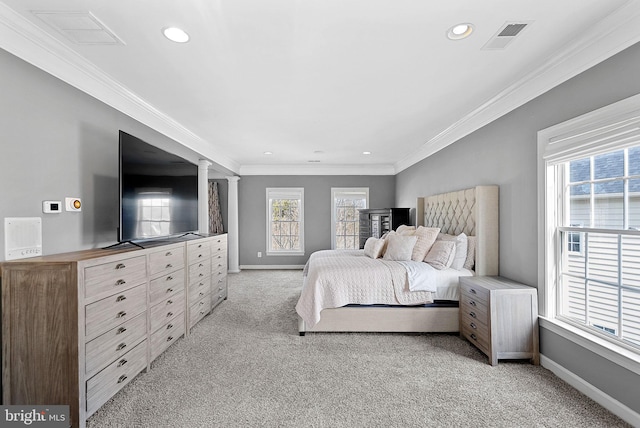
539,317,640,376
265,252,305,257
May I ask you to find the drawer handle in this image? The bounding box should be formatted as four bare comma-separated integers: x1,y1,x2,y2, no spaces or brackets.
199,273,204,277
219,286,223,291
469,300,476,307
217,255,221,259
166,264,173,269
470,288,477,294
200,311,205,315
166,251,173,256
470,333,477,341
115,263,126,270
198,282,204,287
116,295,126,302
116,342,127,351
199,263,204,268
117,375,128,384
199,301,205,306
167,288,174,293
167,323,174,330
167,312,174,317
198,244,203,248
166,276,173,281
115,279,126,286
198,254,203,258
166,336,174,342
218,272,222,275
469,312,476,319
117,327,127,334
470,322,477,329
218,279,223,283
116,311,127,318
117,358,128,367
199,292,204,297
167,300,173,305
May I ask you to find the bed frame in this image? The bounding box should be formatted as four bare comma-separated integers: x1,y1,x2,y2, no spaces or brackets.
298,185,499,334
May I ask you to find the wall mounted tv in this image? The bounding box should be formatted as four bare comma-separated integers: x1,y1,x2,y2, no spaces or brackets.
119,131,198,242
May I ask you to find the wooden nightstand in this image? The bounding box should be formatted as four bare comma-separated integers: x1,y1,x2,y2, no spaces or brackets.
459,276,539,366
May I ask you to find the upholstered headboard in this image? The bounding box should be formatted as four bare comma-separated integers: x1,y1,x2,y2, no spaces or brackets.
416,185,499,276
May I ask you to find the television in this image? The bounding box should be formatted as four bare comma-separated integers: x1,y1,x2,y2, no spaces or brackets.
119,131,198,243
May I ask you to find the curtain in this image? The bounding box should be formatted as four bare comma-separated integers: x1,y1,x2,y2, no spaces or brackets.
208,181,224,234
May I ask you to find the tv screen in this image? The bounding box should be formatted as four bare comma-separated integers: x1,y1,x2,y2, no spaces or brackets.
119,131,198,242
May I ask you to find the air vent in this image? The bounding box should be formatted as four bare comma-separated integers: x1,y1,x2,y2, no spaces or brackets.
482,21,532,50
32,11,124,45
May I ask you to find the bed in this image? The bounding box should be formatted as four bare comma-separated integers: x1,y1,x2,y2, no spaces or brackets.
296,185,499,335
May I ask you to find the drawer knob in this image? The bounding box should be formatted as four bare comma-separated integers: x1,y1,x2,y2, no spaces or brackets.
167,323,174,330
219,286,223,291
117,327,127,334
198,254,203,258
166,263,173,269
166,276,173,281
199,282,204,287
116,342,127,351
469,300,477,307
469,312,476,319
115,263,126,270
470,322,477,329
166,336,174,342
199,292,204,297
167,300,173,305
200,311,205,315
470,333,477,341
199,263,204,267
199,273,204,278
167,288,174,293
198,244,202,248
199,301,205,306
117,359,128,367
166,251,173,256
116,295,126,302
470,288,477,294
116,311,127,318
167,312,174,317
117,375,128,384
115,279,126,286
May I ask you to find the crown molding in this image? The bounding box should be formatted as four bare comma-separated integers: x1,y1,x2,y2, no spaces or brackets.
0,3,240,174
394,1,640,174
239,163,396,176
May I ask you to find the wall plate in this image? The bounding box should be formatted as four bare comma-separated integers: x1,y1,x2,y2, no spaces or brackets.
43,200,62,213
65,197,82,212
5,217,42,260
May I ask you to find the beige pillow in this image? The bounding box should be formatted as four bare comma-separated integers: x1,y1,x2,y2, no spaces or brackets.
412,226,440,262
396,224,416,236
437,233,468,270
382,234,418,261
363,237,385,259
424,240,456,270
464,236,477,270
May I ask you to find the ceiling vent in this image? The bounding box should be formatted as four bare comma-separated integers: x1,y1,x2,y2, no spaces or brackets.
482,21,532,50
32,11,124,45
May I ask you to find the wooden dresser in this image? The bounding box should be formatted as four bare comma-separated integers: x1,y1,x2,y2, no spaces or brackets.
0,234,227,428
459,276,539,366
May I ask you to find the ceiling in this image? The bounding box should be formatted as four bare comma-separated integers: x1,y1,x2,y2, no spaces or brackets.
2,1,640,176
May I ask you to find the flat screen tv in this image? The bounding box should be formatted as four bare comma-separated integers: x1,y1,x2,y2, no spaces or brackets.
119,131,198,242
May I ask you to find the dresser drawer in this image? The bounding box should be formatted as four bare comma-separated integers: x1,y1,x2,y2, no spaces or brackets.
189,278,211,304
149,268,184,305
188,259,212,284
86,339,148,416
212,257,227,276
187,241,211,263
212,290,226,309
85,284,147,339
84,255,147,300
85,312,147,377
149,246,185,277
461,324,490,355
151,314,185,361
460,280,489,303
460,294,488,324
213,276,227,294
150,289,185,332
461,311,489,341
190,293,212,328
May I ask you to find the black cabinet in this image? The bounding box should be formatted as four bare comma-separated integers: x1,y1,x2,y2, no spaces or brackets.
358,208,410,248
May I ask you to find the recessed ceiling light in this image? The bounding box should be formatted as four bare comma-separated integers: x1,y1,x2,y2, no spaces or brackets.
263,151,273,155
447,23,474,40
362,151,372,155
163,27,190,43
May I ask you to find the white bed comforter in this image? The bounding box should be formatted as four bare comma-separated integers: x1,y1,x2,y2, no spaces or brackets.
295,250,437,328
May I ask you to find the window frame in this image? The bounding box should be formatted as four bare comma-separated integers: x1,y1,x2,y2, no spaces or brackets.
265,187,304,256
330,187,369,250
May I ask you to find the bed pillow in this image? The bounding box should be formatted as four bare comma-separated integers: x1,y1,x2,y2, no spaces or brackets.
411,226,440,262
396,225,416,236
424,240,456,270
382,234,418,261
437,232,468,270
464,235,477,270
363,237,385,259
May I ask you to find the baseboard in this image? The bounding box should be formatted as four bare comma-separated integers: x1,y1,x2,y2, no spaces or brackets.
239,265,304,270
540,354,640,426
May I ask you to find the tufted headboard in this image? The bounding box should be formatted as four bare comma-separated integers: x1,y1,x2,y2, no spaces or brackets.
416,185,499,276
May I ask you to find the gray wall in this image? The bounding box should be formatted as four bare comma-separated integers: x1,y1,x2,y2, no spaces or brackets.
239,175,395,266
396,42,640,412
0,48,217,261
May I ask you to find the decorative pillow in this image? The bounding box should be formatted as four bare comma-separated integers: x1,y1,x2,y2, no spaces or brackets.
411,226,440,262
438,233,468,270
396,224,416,236
382,234,418,261
424,240,456,270
363,237,385,259
464,235,477,270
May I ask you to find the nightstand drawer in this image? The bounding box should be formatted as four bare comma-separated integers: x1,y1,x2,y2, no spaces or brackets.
461,312,489,339
460,280,489,302
460,295,488,324
461,324,489,354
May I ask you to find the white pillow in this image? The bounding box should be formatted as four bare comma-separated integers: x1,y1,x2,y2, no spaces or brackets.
382,234,418,261
396,224,416,236
411,226,440,262
363,237,385,259
438,233,468,270
464,235,476,270
424,240,456,270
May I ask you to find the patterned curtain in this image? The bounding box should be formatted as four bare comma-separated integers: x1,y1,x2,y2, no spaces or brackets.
208,181,224,234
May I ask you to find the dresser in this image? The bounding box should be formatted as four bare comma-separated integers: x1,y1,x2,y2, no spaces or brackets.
358,208,410,248
459,276,539,366
0,234,227,428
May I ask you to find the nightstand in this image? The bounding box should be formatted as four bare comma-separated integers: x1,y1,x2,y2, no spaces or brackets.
459,276,539,366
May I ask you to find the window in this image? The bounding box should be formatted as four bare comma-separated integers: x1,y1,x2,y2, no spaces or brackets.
136,190,171,238
539,96,640,356
331,188,369,249
266,188,304,256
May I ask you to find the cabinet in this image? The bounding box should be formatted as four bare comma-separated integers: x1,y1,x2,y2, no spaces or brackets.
0,234,227,428
358,208,410,248
459,276,539,366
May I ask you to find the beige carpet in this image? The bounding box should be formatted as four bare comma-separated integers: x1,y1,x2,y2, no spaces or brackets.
88,270,630,427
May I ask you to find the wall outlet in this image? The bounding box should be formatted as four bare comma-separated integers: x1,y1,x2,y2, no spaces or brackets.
257,251,262,258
